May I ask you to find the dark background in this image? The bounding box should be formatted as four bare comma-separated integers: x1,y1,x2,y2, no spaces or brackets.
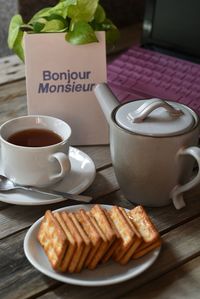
0,0,145,57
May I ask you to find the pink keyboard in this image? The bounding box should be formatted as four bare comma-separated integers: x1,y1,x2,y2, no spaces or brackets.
107,45,200,115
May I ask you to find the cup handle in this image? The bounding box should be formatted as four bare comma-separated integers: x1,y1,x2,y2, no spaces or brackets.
49,152,71,182
171,146,200,209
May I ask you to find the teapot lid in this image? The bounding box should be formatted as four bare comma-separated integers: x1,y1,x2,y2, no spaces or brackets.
115,98,196,136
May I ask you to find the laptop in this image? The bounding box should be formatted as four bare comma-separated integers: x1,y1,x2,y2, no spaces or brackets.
107,0,200,115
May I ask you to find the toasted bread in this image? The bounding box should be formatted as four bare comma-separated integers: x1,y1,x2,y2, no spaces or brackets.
90,205,117,263
119,207,141,239
87,211,109,270
90,205,116,242
110,206,135,261
133,239,162,259
101,209,121,263
61,211,84,273
37,210,67,270
38,205,162,273
119,237,142,264
116,207,143,264
69,212,91,272
128,206,160,259
54,212,75,272
75,209,102,268
128,206,159,243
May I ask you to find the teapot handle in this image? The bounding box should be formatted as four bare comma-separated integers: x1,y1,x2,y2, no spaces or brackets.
171,146,200,209
128,98,183,123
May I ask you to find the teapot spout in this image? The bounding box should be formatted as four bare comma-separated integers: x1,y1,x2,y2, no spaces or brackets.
94,83,119,124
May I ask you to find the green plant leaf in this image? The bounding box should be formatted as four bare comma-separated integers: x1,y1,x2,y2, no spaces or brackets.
20,24,34,31
45,14,66,23
42,14,68,31
66,21,98,44
42,19,67,32
29,7,52,23
68,0,98,23
94,4,105,23
50,0,77,18
29,0,77,23
33,19,46,33
12,30,24,61
8,14,24,49
8,0,119,60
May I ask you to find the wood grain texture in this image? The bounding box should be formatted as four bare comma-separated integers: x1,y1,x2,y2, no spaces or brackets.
0,217,198,299
1,47,200,299
0,79,27,125
78,146,111,170
1,170,200,240
0,166,119,239
94,188,200,232
0,231,57,299
32,217,200,299
0,79,26,102
0,55,25,85
122,256,200,299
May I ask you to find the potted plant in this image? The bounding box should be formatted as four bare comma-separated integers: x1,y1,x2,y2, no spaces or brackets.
7,0,119,145
8,0,119,61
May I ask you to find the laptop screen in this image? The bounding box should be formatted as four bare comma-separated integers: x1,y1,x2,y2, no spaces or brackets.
142,0,200,60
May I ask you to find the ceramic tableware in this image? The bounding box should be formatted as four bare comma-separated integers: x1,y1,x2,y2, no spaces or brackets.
0,115,71,187
0,174,92,202
24,204,161,286
94,83,200,209
0,147,95,206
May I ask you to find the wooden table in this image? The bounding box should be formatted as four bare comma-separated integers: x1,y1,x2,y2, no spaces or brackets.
0,53,200,299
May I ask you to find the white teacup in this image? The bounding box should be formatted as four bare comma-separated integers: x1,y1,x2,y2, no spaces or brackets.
0,115,71,186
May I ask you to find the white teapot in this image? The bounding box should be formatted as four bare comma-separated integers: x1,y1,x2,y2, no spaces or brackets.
94,83,200,209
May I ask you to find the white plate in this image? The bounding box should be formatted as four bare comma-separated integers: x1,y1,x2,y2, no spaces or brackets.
24,204,161,286
0,147,95,205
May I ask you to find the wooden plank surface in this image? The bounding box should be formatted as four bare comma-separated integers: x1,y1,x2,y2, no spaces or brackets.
0,79,27,124
0,216,199,299
123,256,200,299
0,46,200,299
0,55,25,85
1,164,200,240
0,79,26,102
0,166,119,239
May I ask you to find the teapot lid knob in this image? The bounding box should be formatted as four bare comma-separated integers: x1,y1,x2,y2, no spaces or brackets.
127,98,183,123
115,98,196,137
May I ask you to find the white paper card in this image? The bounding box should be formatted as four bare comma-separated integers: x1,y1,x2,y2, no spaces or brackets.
24,32,108,145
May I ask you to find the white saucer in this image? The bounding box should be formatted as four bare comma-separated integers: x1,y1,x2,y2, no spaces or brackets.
0,147,96,205
24,204,161,286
